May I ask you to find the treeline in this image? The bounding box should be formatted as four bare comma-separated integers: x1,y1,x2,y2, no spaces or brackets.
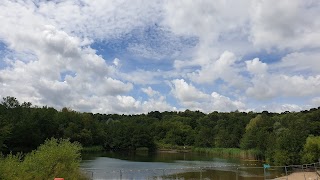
1,96,320,165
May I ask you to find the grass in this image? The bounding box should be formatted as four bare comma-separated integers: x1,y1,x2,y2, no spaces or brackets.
155,142,192,152
192,147,261,160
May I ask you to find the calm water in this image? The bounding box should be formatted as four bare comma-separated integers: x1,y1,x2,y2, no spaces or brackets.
80,151,282,180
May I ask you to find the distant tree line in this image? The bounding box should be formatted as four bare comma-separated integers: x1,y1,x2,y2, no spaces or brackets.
1,96,320,165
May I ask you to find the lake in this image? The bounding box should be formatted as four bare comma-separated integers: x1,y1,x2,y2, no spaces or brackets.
80,151,282,179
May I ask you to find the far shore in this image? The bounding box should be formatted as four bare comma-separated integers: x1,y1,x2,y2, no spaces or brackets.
157,149,191,153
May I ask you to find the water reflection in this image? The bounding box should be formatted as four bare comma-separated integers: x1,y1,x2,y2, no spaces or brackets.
80,151,263,179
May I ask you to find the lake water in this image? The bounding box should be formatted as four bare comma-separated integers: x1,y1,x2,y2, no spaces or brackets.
80,151,282,180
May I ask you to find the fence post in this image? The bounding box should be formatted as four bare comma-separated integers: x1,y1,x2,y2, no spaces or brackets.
119,170,122,180
200,168,202,180
302,165,306,180
176,171,178,180
285,166,288,180
236,168,239,180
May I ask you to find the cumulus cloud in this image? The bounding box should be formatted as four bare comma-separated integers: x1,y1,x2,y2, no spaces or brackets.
141,95,174,113
210,92,246,112
170,79,246,112
0,2,136,113
0,24,133,111
171,79,210,103
246,58,268,75
142,86,159,97
188,51,246,88
246,58,320,100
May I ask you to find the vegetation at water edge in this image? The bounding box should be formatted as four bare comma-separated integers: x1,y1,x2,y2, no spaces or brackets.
0,138,87,180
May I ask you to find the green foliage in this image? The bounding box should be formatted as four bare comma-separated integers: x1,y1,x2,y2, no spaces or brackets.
1,96,20,109
302,136,320,163
81,145,104,152
0,116,12,149
240,115,274,151
0,138,86,180
0,153,24,180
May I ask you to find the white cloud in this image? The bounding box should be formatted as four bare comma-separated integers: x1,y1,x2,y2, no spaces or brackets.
275,52,320,73
141,95,174,113
188,51,246,88
171,79,209,103
170,79,246,112
95,77,133,96
210,92,246,112
141,86,159,97
311,97,320,107
120,69,161,85
163,0,250,42
113,58,121,67
164,0,254,73
246,59,320,99
250,0,320,50
259,103,304,113
246,58,268,75
36,0,163,39
0,5,133,112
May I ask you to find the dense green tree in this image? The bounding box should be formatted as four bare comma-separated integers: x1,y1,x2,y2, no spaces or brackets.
302,136,320,163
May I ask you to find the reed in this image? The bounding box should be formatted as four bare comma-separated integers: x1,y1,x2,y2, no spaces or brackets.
192,147,261,160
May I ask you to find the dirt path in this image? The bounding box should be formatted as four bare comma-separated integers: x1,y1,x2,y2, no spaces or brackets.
274,172,319,180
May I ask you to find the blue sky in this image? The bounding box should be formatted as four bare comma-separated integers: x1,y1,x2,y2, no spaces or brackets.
0,0,320,114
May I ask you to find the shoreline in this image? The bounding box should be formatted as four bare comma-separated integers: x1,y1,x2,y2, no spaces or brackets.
274,172,319,179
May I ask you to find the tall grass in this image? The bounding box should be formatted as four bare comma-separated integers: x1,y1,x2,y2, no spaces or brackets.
156,142,192,152
192,147,261,160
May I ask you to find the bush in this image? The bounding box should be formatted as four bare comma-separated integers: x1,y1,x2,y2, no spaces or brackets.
0,153,25,180
302,136,320,163
0,138,87,180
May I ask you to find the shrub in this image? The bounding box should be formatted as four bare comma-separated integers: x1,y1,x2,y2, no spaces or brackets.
302,136,320,163
0,138,87,180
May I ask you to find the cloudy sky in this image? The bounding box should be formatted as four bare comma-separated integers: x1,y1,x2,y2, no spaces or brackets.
0,0,320,114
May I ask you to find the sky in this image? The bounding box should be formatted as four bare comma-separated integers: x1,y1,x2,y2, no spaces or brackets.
0,0,320,114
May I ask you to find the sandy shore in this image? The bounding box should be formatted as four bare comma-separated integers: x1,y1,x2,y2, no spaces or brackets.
274,172,319,180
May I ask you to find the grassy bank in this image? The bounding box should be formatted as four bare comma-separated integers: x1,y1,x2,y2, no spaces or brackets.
192,147,261,160
156,142,192,152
